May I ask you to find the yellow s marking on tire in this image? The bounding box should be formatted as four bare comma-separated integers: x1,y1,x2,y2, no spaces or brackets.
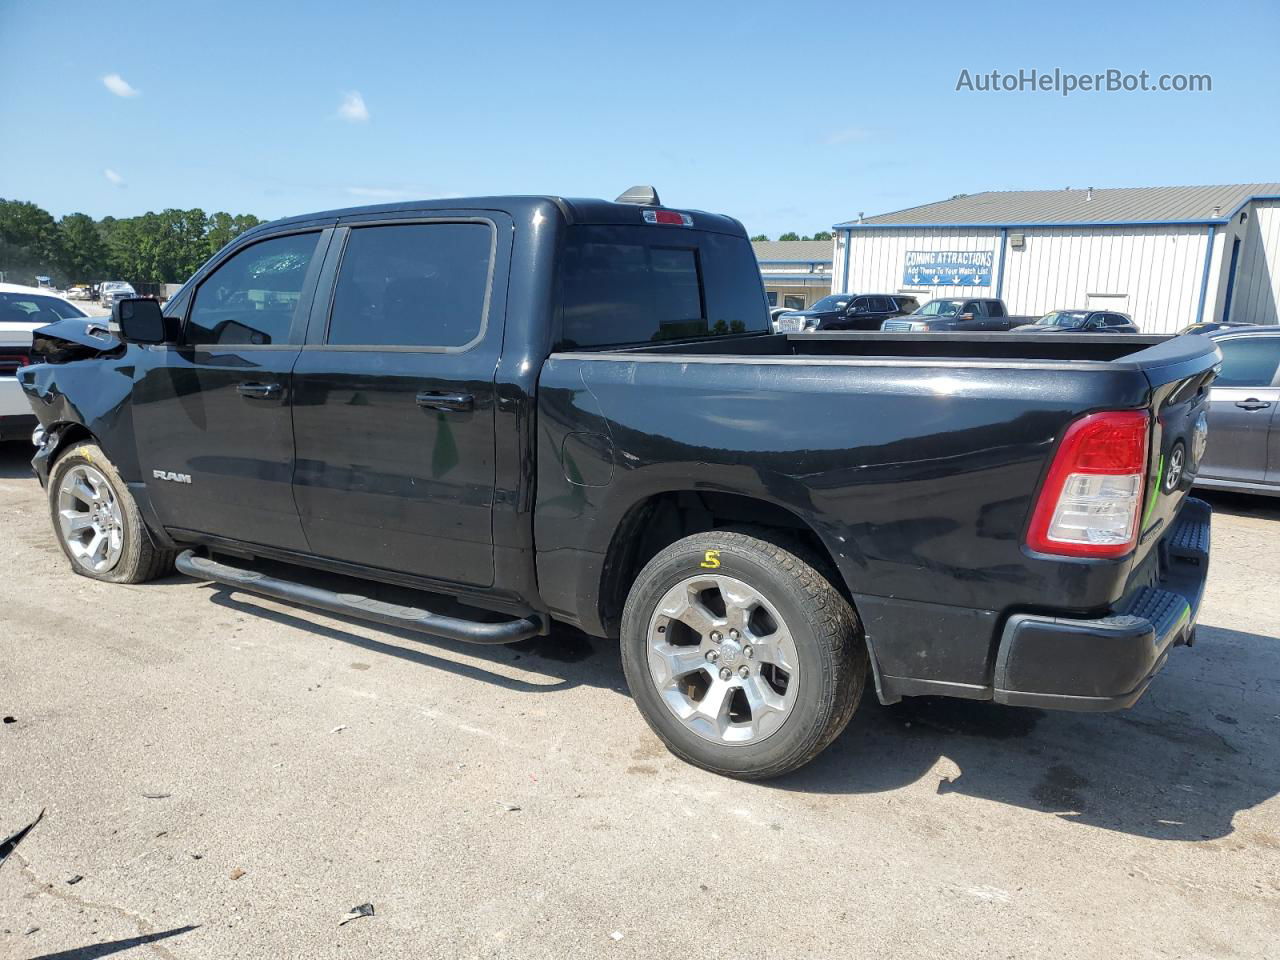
700,550,721,569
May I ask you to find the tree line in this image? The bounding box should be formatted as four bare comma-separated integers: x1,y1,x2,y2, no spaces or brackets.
750,231,834,242
0,198,263,288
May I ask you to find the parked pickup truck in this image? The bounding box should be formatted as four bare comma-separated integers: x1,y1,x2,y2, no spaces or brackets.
882,297,1034,332
19,187,1217,779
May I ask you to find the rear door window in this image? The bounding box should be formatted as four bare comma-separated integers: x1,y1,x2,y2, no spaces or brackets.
559,225,768,349
328,222,493,348
1215,337,1280,387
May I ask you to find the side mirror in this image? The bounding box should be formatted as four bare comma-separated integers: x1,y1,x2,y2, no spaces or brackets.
111,298,172,344
959,312,974,321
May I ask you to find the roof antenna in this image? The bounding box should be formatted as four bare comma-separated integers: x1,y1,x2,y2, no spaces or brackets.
615,185,662,206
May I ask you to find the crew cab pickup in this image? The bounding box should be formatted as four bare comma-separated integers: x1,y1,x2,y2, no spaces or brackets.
19,188,1217,779
882,297,1034,332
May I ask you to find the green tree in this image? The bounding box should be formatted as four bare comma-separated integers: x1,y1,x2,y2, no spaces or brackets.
58,213,108,282
206,211,261,260
750,233,769,242
778,231,800,241
811,231,833,241
0,199,65,284
1,200,263,286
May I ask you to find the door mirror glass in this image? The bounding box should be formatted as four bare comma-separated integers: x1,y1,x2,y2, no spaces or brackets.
959,312,974,321
111,298,170,344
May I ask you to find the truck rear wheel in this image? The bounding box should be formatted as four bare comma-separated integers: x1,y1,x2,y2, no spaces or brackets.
620,530,865,779
48,441,174,584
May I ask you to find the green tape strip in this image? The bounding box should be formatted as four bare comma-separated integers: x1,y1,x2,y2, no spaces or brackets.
1142,454,1165,531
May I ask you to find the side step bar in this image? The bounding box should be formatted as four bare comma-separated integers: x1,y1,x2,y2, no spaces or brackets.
174,550,545,645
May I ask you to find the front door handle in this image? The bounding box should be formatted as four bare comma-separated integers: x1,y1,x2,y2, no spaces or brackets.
236,382,281,400
416,391,474,413
1235,399,1273,411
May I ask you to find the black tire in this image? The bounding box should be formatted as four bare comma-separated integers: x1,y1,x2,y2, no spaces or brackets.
620,529,866,779
47,441,174,584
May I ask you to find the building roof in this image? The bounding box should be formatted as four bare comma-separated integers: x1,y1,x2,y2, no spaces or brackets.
835,183,1280,229
751,240,832,262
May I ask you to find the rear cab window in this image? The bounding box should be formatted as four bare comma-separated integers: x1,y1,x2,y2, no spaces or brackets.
557,225,769,349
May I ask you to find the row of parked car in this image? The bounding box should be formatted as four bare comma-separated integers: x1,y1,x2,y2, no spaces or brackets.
770,293,1280,496
64,281,138,308
773,295,1138,334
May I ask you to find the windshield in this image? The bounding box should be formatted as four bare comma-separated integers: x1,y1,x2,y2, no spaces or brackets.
808,295,850,312
1036,310,1090,328
0,292,88,323
914,299,964,317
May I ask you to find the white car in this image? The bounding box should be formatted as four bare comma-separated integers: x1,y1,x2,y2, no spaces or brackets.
0,282,89,442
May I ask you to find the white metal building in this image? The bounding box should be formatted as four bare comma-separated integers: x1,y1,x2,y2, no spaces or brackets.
751,240,833,311
830,184,1280,333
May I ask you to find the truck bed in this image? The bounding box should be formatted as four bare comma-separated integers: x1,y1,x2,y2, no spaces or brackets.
536,329,1219,702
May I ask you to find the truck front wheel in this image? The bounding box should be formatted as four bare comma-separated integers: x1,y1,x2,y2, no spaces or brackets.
48,441,174,584
620,530,865,779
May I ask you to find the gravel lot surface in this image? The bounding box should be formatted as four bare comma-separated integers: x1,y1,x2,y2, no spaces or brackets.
2,440,1278,959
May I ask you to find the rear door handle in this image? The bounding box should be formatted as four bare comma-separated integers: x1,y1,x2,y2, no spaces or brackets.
1235,399,1272,410
236,382,281,400
416,391,474,413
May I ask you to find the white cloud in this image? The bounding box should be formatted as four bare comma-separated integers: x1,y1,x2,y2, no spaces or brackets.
337,91,369,122
102,73,140,98
824,127,873,145
103,168,126,187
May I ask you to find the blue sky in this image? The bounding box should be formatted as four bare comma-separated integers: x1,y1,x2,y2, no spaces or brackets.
1,0,1276,236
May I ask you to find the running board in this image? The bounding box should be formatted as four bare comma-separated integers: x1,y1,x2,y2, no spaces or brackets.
175,549,544,645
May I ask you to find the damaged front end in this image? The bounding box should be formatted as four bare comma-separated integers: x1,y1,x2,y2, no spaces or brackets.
29,316,122,364
19,318,130,487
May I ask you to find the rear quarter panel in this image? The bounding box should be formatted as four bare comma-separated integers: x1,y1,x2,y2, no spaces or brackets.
535,353,1153,685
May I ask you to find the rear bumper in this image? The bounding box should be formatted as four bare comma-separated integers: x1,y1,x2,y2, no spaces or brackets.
993,497,1211,711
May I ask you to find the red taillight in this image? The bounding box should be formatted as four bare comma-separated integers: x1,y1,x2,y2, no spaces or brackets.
1026,410,1150,558
0,353,30,376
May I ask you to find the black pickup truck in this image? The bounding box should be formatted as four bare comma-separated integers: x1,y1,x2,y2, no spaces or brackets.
19,188,1217,780
882,297,1035,332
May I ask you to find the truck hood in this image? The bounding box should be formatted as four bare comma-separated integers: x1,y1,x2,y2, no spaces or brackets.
29,316,121,363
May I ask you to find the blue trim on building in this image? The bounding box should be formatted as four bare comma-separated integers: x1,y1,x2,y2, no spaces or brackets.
995,228,1008,298
1195,225,1216,325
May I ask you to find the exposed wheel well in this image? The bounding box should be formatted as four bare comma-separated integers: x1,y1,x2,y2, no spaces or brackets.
597,491,849,637
49,423,95,462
